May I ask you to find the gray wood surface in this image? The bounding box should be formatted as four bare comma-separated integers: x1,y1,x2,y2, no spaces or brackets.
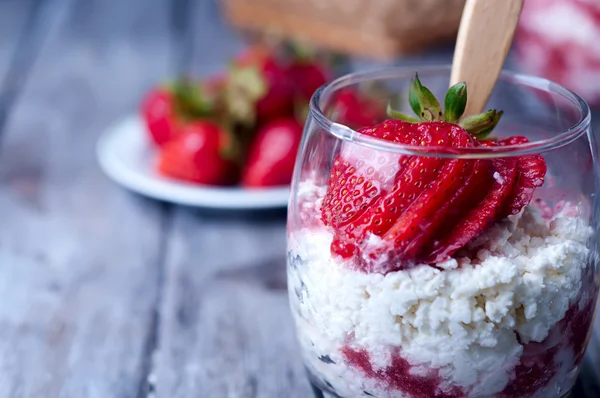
0,0,35,84
0,0,171,396
153,214,310,397
0,0,598,397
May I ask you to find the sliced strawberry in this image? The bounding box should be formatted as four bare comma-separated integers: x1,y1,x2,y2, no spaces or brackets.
379,125,474,264
406,160,490,261
319,73,550,271
323,121,432,259
496,136,547,218
322,120,475,265
425,155,518,263
321,119,434,230
321,140,399,229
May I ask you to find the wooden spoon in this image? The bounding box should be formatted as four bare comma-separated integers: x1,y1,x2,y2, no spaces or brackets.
450,0,524,116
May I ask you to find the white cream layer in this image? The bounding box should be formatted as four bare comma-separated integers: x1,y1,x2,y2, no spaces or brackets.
288,202,591,397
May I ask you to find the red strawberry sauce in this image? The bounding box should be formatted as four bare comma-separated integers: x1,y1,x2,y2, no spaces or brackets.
342,347,464,397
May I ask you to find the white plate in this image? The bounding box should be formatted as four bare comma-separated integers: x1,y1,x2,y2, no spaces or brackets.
96,115,290,209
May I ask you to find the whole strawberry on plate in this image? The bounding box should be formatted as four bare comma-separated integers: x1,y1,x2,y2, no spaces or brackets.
225,46,295,126
321,74,546,272
242,118,303,188
329,89,387,130
141,78,222,147
285,43,332,103
157,120,238,185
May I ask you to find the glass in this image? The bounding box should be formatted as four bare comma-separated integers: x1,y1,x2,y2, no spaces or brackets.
286,66,599,398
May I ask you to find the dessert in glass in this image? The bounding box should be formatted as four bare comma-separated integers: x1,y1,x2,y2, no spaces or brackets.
287,66,599,397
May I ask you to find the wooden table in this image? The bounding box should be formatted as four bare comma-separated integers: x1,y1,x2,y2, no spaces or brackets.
0,1,598,397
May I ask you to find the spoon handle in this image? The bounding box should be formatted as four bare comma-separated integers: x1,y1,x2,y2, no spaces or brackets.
450,0,524,116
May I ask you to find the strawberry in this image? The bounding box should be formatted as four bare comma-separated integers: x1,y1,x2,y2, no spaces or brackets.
289,61,330,101
226,47,295,125
425,157,518,263
157,121,236,185
321,74,547,272
241,118,303,187
141,87,181,146
330,89,385,130
496,136,547,218
141,79,220,147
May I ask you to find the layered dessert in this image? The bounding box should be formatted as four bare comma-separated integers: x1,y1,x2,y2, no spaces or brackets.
287,76,597,397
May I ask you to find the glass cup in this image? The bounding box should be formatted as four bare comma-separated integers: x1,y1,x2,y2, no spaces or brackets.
287,66,599,398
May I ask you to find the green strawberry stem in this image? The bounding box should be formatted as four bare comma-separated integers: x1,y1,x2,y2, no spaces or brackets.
409,73,443,121
387,73,503,139
386,102,420,123
172,77,213,120
458,109,503,138
224,64,267,126
443,82,467,122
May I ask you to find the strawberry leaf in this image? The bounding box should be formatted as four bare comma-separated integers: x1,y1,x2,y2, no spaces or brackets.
443,81,467,122
409,73,443,122
172,77,214,120
386,102,420,123
474,111,503,139
459,109,502,137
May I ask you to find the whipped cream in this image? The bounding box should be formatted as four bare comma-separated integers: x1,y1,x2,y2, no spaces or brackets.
288,185,591,397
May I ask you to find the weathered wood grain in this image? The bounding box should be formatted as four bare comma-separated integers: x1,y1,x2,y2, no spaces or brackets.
0,0,41,137
0,0,35,83
187,0,244,76
0,0,173,396
152,211,312,398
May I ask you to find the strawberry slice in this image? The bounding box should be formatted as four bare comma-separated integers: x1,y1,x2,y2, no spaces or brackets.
379,125,475,264
381,159,471,259
400,159,488,261
322,120,430,230
321,141,398,229
425,155,518,263
496,136,547,218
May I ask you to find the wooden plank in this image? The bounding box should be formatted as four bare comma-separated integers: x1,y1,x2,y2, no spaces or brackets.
0,0,42,138
0,0,174,396
151,2,311,396
0,0,35,82
153,211,312,398
185,0,244,76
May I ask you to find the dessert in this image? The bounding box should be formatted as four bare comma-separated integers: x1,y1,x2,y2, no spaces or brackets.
287,74,597,397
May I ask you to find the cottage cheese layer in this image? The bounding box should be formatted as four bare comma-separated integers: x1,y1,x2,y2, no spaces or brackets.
288,191,592,397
